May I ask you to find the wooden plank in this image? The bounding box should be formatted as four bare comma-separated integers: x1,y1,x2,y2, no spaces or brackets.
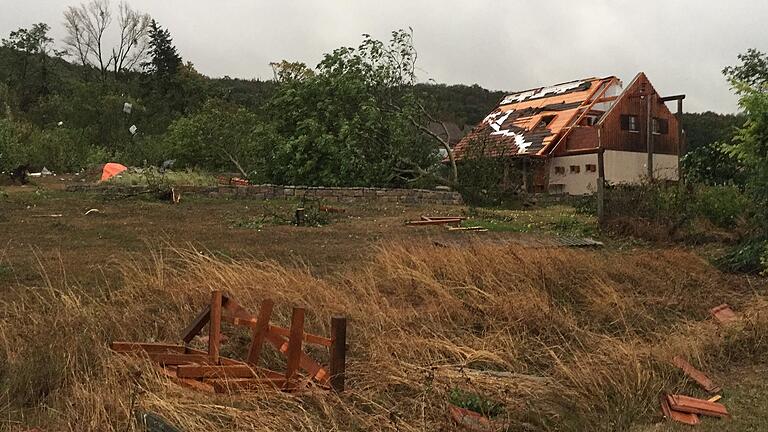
111,342,186,354
268,325,332,347
667,394,730,418
264,331,329,384
247,299,275,365
144,353,216,366
183,348,243,366
708,395,722,403
209,290,223,364
671,356,721,393
421,216,466,221
406,219,461,226
157,366,215,393
330,316,347,392
180,305,211,344
659,394,699,425
284,307,305,386
176,364,260,379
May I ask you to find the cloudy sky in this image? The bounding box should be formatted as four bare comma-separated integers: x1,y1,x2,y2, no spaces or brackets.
3,0,765,113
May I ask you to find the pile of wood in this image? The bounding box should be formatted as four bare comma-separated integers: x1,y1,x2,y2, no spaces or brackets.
660,303,740,425
112,290,347,394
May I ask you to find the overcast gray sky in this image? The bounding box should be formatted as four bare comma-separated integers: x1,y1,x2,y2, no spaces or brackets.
3,0,765,113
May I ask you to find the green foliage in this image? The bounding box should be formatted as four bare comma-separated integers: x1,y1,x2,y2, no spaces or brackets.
164,99,278,177
681,112,745,186
693,185,750,228
143,20,182,80
267,30,437,187
105,168,216,187
448,387,504,417
715,237,767,274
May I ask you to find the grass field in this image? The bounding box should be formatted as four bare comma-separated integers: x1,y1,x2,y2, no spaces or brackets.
1,178,767,431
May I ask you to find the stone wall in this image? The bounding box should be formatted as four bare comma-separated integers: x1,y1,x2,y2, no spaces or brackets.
65,184,464,205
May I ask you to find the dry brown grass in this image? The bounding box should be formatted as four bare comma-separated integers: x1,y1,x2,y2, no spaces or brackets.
1,242,765,431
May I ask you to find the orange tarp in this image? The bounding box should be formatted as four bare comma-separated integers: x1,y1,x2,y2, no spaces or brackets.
100,163,128,182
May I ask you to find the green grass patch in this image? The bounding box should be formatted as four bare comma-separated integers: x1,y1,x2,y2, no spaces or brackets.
106,168,217,187
466,205,598,236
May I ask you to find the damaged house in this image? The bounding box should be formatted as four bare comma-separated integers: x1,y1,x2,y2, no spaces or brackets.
452,73,684,195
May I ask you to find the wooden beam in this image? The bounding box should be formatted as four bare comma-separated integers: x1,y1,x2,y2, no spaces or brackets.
180,305,211,344
176,364,261,379
144,353,217,366
268,325,332,347
209,290,223,364
264,331,329,384
330,316,347,392
284,307,306,386
247,299,274,365
406,219,462,226
660,94,686,102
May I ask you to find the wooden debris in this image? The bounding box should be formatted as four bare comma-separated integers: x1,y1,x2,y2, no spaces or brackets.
671,356,721,393
447,226,488,232
708,395,722,403
448,404,496,432
660,394,700,425
710,304,738,325
667,394,730,418
112,290,347,394
406,218,462,226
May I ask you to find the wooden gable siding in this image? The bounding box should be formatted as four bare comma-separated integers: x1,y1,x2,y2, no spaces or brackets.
599,74,679,155
557,126,598,154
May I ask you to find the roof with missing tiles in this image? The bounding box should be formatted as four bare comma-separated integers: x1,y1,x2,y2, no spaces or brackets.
452,76,621,160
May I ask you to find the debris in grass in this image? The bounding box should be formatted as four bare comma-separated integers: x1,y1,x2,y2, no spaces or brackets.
671,355,722,393
660,394,700,425
111,291,347,394
666,394,730,418
447,404,497,432
554,236,604,248
448,226,488,232
708,395,722,403
710,304,738,325
84,208,100,215
406,217,462,226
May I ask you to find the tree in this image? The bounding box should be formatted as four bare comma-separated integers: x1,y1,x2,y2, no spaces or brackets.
2,23,61,110
164,99,278,178
63,0,150,81
269,60,314,83
143,20,181,81
266,30,440,187
723,49,768,89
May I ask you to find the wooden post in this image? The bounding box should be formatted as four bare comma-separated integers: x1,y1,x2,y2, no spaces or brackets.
646,93,654,180
330,316,347,392
295,208,305,226
597,148,606,224
247,299,274,365
677,98,685,181
284,307,305,386
208,290,223,365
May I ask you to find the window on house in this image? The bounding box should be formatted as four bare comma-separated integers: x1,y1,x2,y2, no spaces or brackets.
554,166,565,175
652,117,669,135
620,114,640,132
585,164,597,173
585,115,600,126
569,165,580,174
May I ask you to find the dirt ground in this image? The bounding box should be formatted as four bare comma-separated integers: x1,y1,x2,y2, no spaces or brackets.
0,177,557,290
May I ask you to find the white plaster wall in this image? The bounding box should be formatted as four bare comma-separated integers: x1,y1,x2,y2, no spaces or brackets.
549,151,679,195
603,150,679,184
548,154,599,195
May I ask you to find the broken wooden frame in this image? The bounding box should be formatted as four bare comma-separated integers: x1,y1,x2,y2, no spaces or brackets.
112,290,347,394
